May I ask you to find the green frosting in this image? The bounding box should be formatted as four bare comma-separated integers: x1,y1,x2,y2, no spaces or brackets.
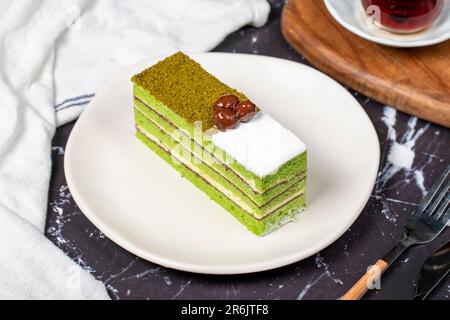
131,52,247,130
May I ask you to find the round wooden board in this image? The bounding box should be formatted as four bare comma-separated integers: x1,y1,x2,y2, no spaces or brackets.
281,0,450,128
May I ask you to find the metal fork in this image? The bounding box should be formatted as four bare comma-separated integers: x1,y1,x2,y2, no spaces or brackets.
341,165,450,300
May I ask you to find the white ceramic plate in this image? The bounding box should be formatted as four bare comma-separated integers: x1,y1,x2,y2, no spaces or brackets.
324,0,450,48
65,53,380,275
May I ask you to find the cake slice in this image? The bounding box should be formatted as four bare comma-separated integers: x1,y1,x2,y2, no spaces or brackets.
131,52,307,236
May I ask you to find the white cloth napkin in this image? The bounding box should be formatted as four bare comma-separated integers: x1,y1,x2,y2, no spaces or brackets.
55,0,270,125
0,0,270,299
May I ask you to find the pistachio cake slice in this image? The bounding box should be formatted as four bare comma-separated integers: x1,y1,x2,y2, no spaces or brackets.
131,52,307,236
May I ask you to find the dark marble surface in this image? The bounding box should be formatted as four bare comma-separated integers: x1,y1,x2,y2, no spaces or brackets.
46,0,450,300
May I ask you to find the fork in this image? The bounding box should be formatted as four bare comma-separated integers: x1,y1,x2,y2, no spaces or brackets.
341,165,450,300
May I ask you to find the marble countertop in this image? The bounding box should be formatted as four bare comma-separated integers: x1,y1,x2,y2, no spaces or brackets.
46,0,450,300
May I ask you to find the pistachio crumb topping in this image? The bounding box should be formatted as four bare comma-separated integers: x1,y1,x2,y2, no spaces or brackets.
132,52,247,130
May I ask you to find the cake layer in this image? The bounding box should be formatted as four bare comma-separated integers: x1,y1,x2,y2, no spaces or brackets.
131,52,308,236
135,130,306,236
134,98,307,207
135,111,306,219
134,85,307,193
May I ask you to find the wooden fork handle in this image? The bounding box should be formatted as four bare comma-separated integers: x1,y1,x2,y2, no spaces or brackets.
341,260,389,300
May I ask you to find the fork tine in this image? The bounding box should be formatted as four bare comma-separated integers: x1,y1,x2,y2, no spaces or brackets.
437,208,450,228
417,166,450,216
436,193,450,222
426,179,450,216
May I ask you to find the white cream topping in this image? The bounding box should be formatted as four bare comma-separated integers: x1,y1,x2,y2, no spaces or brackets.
211,112,307,178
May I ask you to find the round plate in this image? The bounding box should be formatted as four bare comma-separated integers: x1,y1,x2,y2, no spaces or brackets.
65,53,380,275
324,0,450,48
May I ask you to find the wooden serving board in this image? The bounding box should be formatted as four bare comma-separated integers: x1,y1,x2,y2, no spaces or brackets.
281,0,450,128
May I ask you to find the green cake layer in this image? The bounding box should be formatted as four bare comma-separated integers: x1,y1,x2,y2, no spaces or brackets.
134,84,307,193
135,110,306,219
131,52,308,236
135,129,306,236
134,98,307,208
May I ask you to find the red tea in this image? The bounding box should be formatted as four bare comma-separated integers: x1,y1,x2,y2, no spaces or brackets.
362,0,444,33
